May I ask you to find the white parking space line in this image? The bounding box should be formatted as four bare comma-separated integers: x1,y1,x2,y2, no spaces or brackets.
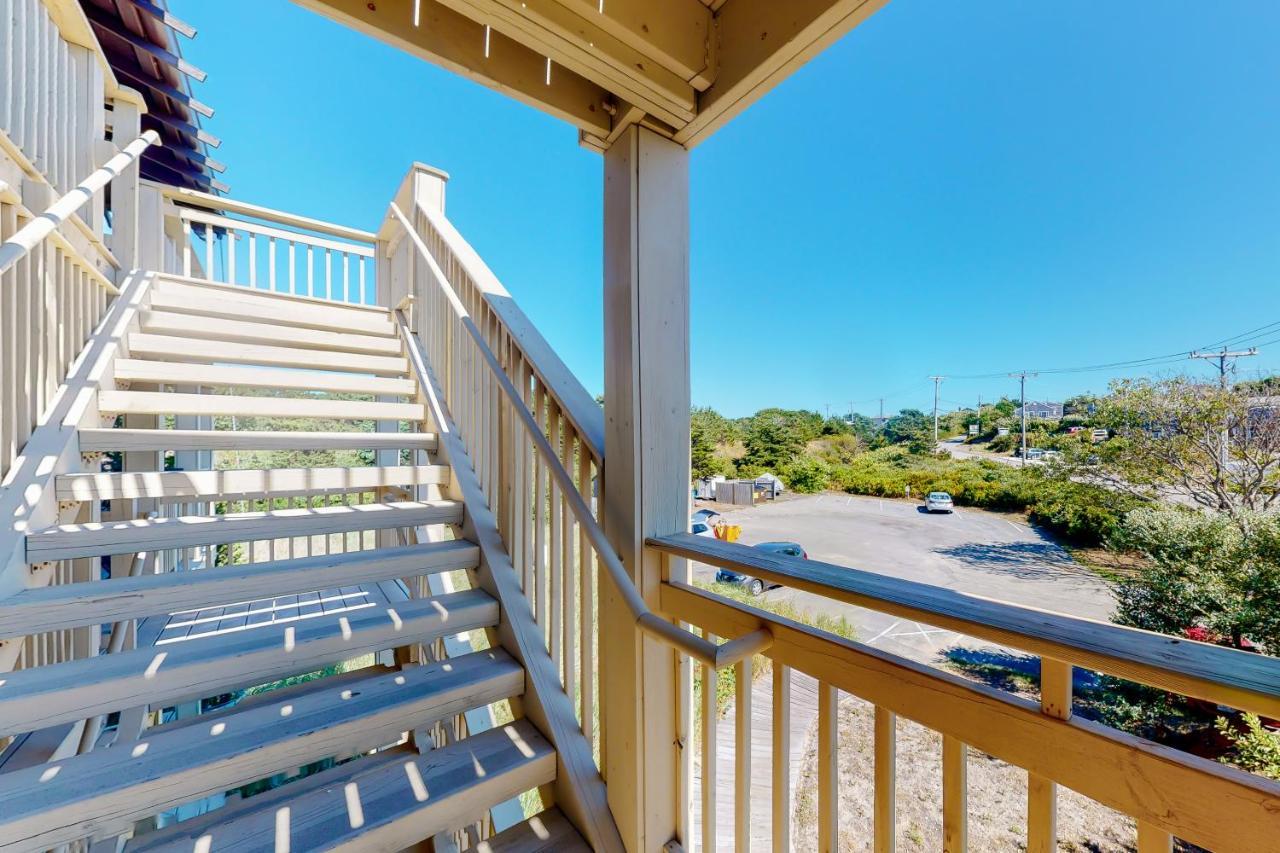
866,620,902,644
1006,520,1021,532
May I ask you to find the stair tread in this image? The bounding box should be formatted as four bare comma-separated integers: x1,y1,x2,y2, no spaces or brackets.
78,429,438,452
141,310,404,355
128,333,409,376
26,499,463,561
126,720,555,853
147,283,397,337
0,541,479,639
112,359,417,396
98,390,426,422
478,808,592,853
0,588,499,737
56,464,449,501
0,651,524,851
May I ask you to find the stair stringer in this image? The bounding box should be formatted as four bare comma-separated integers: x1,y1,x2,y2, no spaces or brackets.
399,311,625,853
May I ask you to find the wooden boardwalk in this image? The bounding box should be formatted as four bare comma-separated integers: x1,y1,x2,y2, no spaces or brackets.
691,668,820,851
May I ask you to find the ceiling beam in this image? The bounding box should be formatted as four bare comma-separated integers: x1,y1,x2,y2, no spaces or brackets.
111,63,214,119
674,0,889,147
290,0,613,137
117,0,198,39
141,111,222,149
552,0,715,88
436,0,698,126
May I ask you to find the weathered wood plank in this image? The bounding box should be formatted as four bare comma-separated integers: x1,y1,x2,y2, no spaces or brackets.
474,807,592,852
56,464,449,501
77,428,437,452
0,651,522,849
98,390,425,422
126,333,409,375
0,588,498,737
0,541,478,638
112,359,416,396
26,499,463,560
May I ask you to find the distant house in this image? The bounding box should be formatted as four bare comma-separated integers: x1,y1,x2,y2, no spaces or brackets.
1014,401,1064,421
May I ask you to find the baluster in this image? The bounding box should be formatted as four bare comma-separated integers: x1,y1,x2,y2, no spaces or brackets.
943,735,968,852
562,433,577,703
549,406,563,673
325,248,332,300
182,219,191,277
874,707,896,853
1136,822,1173,853
578,448,594,744
204,222,213,281
288,241,296,294
306,244,314,296
818,682,838,852
360,255,368,304
702,634,719,853
268,236,276,291
534,384,548,632
773,664,791,853
1028,658,1072,851
342,252,350,302
248,233,257,288
227,227,237,285
736,653,753,851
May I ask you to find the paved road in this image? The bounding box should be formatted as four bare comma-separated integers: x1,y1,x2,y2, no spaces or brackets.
692,492,1114,664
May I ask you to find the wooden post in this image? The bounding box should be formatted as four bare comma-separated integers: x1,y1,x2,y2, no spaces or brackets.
110,91,144,272
601,124,690,852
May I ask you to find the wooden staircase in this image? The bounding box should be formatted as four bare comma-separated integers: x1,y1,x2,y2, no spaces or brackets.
0,274,590,851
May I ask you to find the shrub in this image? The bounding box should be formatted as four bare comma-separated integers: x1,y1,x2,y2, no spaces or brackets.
1216,714,1280,780
784,455,830,493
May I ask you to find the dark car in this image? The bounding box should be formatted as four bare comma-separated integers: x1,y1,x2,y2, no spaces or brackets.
715,541,806,596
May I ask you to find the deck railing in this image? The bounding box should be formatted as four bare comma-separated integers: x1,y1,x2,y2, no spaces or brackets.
376,164,1280,851
159,186,378,303
649,533,1280,853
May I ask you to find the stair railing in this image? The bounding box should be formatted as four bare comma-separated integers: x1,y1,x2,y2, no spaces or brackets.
387,202,772,672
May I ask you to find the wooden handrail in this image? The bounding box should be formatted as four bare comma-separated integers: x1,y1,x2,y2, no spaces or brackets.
0,130,159,285
649,532,1280,720
389,202,770,669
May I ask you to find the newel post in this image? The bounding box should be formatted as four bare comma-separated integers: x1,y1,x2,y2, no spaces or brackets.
109,88,146,274
601,125,691,852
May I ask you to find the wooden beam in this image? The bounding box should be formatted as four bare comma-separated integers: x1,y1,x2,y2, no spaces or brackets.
55,463,449,501
141,111,221,148
97,390,426,422
111,63,213,118
111,359,416,396
290,0,612,136
138,310,401,354
437,0,697,126
675,0,890,146
77,427,438,453
126,333,409,375
117,0,197,39
552,0,715,87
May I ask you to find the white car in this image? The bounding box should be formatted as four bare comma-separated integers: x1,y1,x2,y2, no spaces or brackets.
926,491,954,513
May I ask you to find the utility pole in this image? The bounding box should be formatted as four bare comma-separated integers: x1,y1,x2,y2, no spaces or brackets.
1190,347,1258,473
848,400,854,423
976,394,982,435
929,376,945,443
824,403,831,421
1010,371,1038,466
879,398,885,425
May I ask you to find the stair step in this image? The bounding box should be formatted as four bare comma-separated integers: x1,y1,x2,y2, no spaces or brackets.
98,390,426,423
149,280,397,337
0,541,478,639
56,464,450,501
0,651,523,850
141,311,404,356
0,588,499,737
113,359,417,396
127,333,409,376
127,720,555,853
479,808,592,852
78,428,438,453
26,499,463,561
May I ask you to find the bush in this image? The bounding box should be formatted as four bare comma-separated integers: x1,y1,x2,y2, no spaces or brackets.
1216,714,1280,780
783,455,830,493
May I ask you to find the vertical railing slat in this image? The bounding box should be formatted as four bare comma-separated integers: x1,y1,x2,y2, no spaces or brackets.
818,681,838,853
874,706,896,853
942,735,968,853
772,663,791,853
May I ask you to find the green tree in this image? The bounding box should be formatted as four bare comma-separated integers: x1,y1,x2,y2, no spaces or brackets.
883,409,929,445
1109,507,1280,652
741,408,822,471
783,455,830,493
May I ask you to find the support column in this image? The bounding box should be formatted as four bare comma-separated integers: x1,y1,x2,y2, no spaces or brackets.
601,124,690,852
110,91,144,272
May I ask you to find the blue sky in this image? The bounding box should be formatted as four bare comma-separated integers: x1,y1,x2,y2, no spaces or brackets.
171,1,1280,418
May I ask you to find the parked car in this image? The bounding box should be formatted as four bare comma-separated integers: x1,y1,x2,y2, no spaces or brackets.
715,541,805,595
926,491,954,513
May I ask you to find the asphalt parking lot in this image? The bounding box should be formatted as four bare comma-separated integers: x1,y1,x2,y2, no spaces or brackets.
691,493,1115,664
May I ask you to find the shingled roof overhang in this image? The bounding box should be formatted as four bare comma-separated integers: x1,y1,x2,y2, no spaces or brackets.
80,0,226,193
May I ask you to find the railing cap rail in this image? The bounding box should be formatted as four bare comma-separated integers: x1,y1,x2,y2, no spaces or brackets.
648,531,1280,720
157,184,377,245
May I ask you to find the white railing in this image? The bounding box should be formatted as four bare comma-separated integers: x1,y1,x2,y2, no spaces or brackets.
0,0,109,198
160,187,378,304
0,129,156,482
